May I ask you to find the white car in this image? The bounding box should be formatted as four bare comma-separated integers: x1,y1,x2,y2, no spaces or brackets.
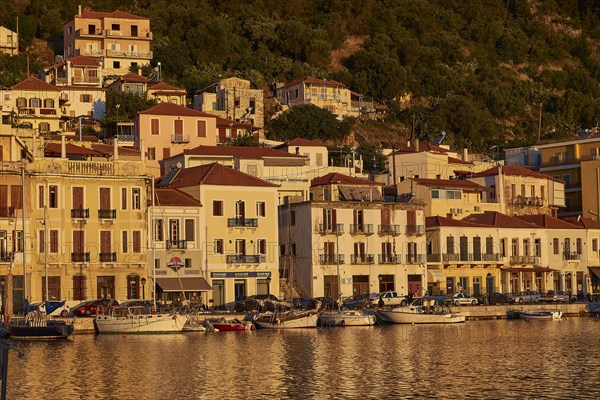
445,293,478,306
372,291,408,307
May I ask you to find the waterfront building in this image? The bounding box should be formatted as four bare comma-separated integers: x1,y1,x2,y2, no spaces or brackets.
148,82,186,105
11,76,64,133
280,172,426,299
193,77,264,131
275,76,374,119
0,26,18,56
563,217,600,294
150,188,212,305
133,102,218,176
63,7,153,78
156,162,280,307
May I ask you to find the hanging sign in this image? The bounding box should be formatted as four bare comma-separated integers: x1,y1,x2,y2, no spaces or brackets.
167,257,184,271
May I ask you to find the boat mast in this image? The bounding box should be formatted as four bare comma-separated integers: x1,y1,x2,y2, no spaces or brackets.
21,165,26,302
151,177,156,308
44,203,48,302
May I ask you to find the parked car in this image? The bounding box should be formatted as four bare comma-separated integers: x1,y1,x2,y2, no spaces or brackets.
341,294,370,309
373,291,408,307
71,299,119,316
511,291,541,304
234,294,279,312
444,293,479,306
541,290,577,303
486,292,511,305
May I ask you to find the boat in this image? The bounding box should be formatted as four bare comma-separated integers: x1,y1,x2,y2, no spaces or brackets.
94,306,189,334
252,300,322,329
5,316,74,340
212,318,255,332
376,298,466,324
318,310,376,327
518,310,562,321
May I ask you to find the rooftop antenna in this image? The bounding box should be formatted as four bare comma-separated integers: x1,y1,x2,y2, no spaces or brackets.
432,131,446,145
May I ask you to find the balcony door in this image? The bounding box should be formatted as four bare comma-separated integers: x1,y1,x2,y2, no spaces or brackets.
235,201,245,220
99,188,110,211
100,231,111,261
235,239,246,255
169,219,179,242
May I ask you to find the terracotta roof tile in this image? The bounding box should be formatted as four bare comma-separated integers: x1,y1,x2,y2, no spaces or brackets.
390,143,451,155
278,76,347,91
138,102,215,118
515,215,583,229
413,178,486,190
463,212,538,228
562,217,600,229
149,82,185,92
311,172,381,187
173,145,305,160
426,216,489,228
78,10,148,20
44,143,106,157
160,162,279,188
471,165,561,182
154,188,202,207
91,143,141,157
119,72,148,83
12,76,60,91
273,138,328,149
68,55,100,67
46,134,100,142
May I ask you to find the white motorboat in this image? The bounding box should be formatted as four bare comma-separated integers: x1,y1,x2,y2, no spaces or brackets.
376,298,466,324
319,310,376,327
518,310,562,321
94,306,189,334
252,310,320,329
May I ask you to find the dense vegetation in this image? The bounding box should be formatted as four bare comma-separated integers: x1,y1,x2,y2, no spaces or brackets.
1,0,599,151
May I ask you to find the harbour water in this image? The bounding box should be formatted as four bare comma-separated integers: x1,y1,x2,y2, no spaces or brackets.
6,318,600,399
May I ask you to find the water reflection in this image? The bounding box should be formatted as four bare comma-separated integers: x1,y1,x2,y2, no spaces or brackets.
7,319,600,399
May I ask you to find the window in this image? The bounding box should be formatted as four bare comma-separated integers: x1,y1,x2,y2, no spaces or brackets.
511,184,516,199
431,189,440,199
553,238,559,254
132,188,141,210
486,237,494,254
16,97,26,108
13,230,23,252
154,259,160,269
540,186,545,200
214,239,224,254
113,61,120,69
121,188,127,210
29,98,41,108
39,122,50,133
593,238,598,253
50,230,58,253
257,239,267,255
185,219,195,241
530,185,535,198
73,275,86,301
185,258,192,268
490,185,496,199
151,119,159,135
122,231,128,253
197,120,206,137
316,153,323,167
446,236,454,254
291,243,297,256
112,24,121,31
511,238,518,256
520,185,525,197
576,238,582,254
39,230,45,254
147,147,156,160
213,200,223,216
80,94,92,103
43,98,54,108
154,219,163,241
256,202,266,217
163,148,170,159
49,185,58,208
562,174,571,185
249,98,256,114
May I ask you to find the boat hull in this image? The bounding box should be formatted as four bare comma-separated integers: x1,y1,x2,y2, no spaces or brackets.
518,311,562,321
319,311,376,327
7,320,74,340
213,322,255,332
253,313,319,329
94,313,189,334
377,309,465,324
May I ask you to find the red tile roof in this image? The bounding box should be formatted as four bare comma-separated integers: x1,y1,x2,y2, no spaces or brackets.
172,145,305,160
161,162,279,188
515,214,582,229
278,76,347,91
46,134,100,142
44,143,106,157
119,72,149,83
390,143,451,155
562,217,600,229
12,76,60,91
149,82,185,92
471,165,562,182
426,216,488,228
311,172,382,187
463,212,538,228
91,143,141,157
273,138,328,149
68,55,100,67
78,10,148,20
447,156,472,165
154,188,202,207
413,178,486,191
138,102,215,118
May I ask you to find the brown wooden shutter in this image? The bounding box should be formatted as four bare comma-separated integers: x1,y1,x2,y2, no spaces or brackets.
353,209,357,227
100,231,111,253
39,230,45,253
407,210,416,226
197,120,206,137
100,188,110,210
185,219,195,241
133,231,141,253
50,230,58,253
73,230,84,253
151,118,159,135
39,186,44,208
122,231,128,253
381,208,390,226
10,186,21,209
73,187,84,209
121,188,127,209
174,119,183,135
332,209,337,228
163,148,170,159
0,186,7,208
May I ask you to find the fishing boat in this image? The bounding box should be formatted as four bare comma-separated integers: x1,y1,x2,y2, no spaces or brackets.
6,317,74,340
212,318,255,332
376,298,466,324
252,300,322,329
318,310,376,327
518,310,562,321
94,306,188,334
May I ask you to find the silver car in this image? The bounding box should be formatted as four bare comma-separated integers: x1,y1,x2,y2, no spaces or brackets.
512,291,541,304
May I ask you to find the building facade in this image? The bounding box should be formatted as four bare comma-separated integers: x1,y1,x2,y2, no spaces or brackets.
0,26,18,56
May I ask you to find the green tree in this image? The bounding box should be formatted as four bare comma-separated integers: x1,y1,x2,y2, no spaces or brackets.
267,104,352,142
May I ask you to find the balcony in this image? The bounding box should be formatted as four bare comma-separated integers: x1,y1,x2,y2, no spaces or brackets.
98,209,117,219
171,134,190,143
99,252,117,262
378,224,401,236
226,254,264,264
105,49,153,59
0,207,15,218
105,29,153,39
227,218,258,228
74,28,103,38
0,252,13,263
75,48,104,57
510,196,544,206
71,252,90,262
166,240,187,250
378,254,401,264
318,223,344,235
405,225,425,235
510,255,540,265
443,254,460,262
73,76,100,85
67,161,114,176
319,254,345,265
350,224,374,235
39,108,57,115
71,208,90,219
405,254,426,264
350,254,375,264
481,253,502,262
563,252,581,260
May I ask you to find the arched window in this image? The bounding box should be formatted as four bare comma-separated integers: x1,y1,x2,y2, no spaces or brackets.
127,274,140,299
73,274,86,300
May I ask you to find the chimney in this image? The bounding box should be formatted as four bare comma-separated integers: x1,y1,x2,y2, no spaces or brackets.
463,148,469,162
61,135,66,158
113,138,119,161
78,5,82,16
138,67,142,76
140,139,146,162
413,138,419,151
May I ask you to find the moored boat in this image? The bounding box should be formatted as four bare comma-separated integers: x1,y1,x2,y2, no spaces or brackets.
6,317,74,340
94,306,188,334
212,318,255,332
518,310,562,321
376,298,465,324
318,310,376,327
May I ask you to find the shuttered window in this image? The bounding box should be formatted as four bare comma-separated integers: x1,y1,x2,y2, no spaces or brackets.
197,120,206,137
151,118,159,135
185,219,195,241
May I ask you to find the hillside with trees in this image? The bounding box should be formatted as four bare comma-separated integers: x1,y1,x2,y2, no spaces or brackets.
1,0,599,151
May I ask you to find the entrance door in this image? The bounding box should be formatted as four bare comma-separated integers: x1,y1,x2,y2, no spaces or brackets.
486,274,494,293
234,279,246,302
379,275,394,292
212,279,225,307
446,277,455,295
407,275,422,296
324,275,339,298
352,276,369,296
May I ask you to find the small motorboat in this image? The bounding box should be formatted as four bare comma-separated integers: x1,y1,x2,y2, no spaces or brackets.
6,316,74,340
212,318,255,332
518,310,562,321
318,310,376,327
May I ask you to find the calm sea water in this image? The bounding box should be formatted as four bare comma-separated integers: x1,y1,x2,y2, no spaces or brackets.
6,318,600,399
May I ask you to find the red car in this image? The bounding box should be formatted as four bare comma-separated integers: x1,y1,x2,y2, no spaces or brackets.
72,299,119,316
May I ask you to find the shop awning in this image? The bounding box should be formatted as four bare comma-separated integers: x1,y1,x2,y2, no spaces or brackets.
500,267,557,273
589,267,600,279
155,277,213,292
427,269,446,283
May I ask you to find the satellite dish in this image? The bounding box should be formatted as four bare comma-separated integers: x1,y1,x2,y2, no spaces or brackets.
432,131,446,145
176,162,182,169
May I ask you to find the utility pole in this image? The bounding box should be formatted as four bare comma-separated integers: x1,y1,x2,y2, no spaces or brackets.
537,102,542,144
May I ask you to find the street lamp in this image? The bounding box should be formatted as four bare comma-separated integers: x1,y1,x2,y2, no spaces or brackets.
378,274,383,292
141,277,146,299
0,276,5,316
266,276,272,296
